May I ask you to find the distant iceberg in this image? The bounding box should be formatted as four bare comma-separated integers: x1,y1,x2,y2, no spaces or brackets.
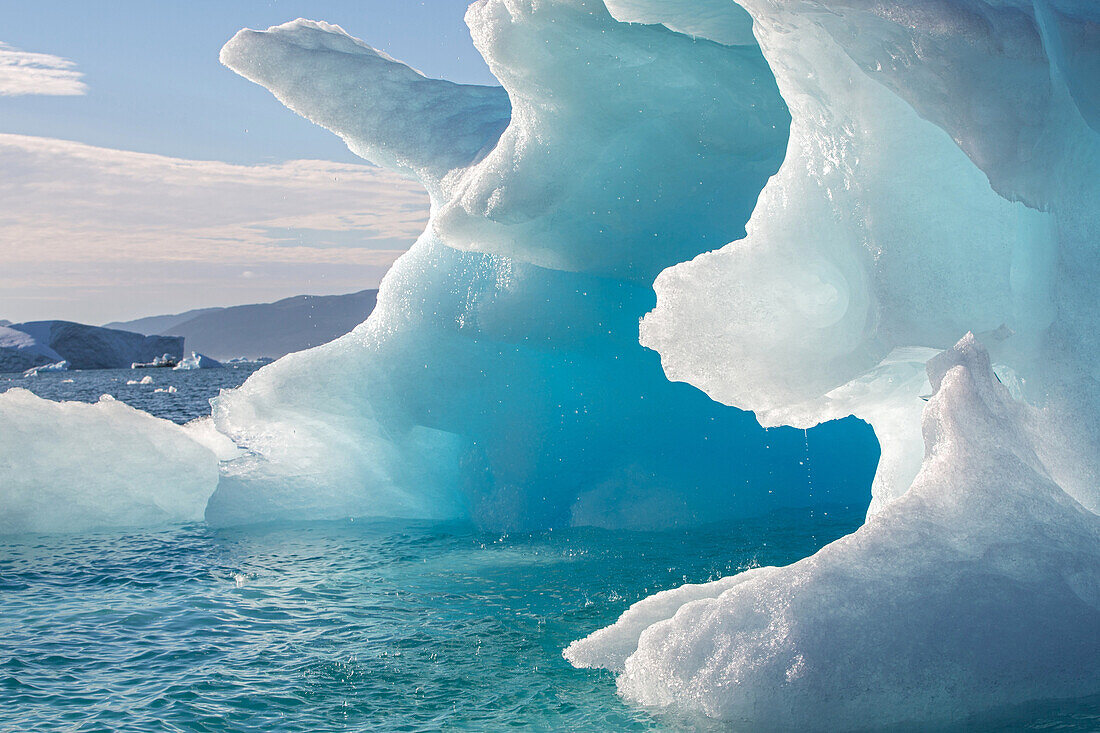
22,360,69,377
131,354,179,369
0,321,183,373
173,351,223,370
1,324,63,373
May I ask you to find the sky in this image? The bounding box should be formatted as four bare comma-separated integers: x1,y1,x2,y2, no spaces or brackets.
0,0,496,324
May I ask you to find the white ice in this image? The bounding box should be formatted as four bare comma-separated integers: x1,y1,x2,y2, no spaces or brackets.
1,0,1088,724
0,389,219,534
173,351,223,370
209,5,1100,723
22,360,70,377
207,3,868,530
566,336,1100,728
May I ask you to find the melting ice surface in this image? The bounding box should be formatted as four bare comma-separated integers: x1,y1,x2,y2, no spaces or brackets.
568,336,1100,727
573,1,1100,728
0,0,1097,728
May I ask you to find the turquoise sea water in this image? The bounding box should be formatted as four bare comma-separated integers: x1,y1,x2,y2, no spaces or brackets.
1,370,1098,731
0,514,860,732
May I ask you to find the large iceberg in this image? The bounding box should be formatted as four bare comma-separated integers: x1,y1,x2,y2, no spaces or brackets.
207,7,878,529
0,321,184,373
0,0,1089,725
566,336,1100,728
635,0,1100,518
195,0,1096,725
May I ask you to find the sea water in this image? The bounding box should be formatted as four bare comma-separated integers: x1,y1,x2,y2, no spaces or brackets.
1,514,864,732
1,365,263,424
1,370,1097,731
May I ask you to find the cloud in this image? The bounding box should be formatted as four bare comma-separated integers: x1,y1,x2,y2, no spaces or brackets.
0,134,430,322
0,42,87,96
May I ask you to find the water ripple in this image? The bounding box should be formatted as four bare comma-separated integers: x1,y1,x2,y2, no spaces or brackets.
1,512,1096,731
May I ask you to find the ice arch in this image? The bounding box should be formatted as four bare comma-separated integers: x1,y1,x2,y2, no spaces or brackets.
212,1,1098,725
208,2,879,529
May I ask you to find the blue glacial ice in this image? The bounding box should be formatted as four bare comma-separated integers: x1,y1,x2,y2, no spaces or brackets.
207,7,878,529
567,335,1100,727
636,0,1100,519
566,0,1100,727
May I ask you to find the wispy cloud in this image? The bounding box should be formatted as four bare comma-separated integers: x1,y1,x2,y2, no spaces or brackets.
0,134,430,322
0,42,87,96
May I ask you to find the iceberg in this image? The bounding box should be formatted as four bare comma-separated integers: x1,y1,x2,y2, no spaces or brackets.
207,7,878,529
22,360,70,377
0,389,219,535
131,354,179,369
0,321,184,373
205,0,1100,726
0,0,1090,725
635,0,1100,518
173,351,223,370
182,416,245,462
0,324,63,373
564,0,1100,727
